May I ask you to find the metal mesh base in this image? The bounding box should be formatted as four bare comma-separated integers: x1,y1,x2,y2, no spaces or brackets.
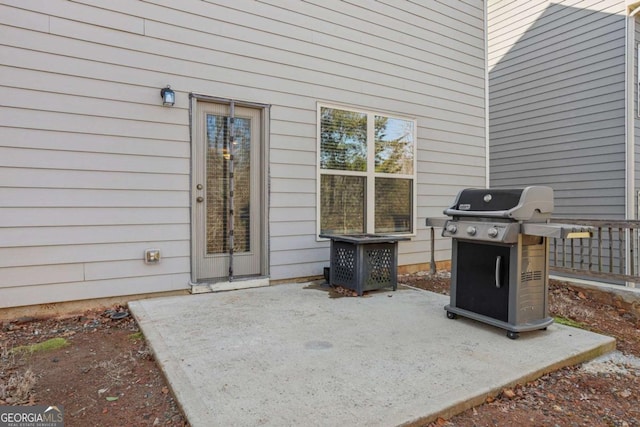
329,240,398,295
365,248,393,285
334,246,355,284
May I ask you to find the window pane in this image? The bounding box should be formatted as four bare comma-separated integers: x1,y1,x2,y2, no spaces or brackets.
320,107,367,171
321,175,365,234
375,178,412,233
375,116,414,174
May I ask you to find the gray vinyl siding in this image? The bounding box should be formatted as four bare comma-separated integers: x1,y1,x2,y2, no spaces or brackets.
0,0,486,307
635,15,640,218
488,0,626,219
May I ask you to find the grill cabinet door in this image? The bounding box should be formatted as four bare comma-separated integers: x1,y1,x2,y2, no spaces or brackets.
454,241,511,322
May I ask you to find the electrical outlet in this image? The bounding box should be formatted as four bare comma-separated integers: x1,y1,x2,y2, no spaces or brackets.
144,249,161,264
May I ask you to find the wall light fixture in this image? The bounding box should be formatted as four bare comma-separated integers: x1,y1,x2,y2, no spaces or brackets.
160,85,175,107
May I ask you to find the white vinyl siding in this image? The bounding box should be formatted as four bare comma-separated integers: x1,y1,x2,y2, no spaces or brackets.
0,0,486,306
0,1,188,307
488,0,626,219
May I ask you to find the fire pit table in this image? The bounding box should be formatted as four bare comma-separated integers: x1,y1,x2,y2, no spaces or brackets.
320,234,410,296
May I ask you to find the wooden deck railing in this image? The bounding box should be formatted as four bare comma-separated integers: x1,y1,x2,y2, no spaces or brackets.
549,218,639,286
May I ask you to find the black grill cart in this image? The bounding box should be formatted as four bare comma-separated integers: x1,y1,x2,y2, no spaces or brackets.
428,186,592,339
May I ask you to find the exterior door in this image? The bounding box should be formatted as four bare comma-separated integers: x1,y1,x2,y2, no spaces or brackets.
193,101,262,281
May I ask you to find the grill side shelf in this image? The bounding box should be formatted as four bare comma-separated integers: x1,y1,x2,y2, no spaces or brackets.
521,223,593,239
425,218,448,228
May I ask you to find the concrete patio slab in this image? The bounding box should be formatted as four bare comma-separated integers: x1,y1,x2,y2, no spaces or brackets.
129,283,615,427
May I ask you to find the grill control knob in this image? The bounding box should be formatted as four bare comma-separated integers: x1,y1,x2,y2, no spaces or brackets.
466,226,477,236
446,224,457,234
488,227,499,238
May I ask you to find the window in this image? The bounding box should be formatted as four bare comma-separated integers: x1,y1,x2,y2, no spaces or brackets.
318,104,416,236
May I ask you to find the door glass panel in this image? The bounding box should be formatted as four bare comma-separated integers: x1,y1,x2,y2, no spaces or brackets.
205,114,251,254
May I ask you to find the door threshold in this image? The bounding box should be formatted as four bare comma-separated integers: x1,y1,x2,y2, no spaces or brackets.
190,276,270,294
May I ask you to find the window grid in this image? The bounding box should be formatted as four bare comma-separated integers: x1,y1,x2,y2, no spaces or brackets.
317,103,417,238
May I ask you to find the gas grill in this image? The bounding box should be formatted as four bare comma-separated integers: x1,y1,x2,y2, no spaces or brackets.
427,186,591,339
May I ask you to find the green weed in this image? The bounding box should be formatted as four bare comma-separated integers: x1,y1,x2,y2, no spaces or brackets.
554,316,586,329
11,337,69,354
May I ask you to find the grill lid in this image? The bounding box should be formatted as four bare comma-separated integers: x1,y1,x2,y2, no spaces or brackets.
443,186,554,222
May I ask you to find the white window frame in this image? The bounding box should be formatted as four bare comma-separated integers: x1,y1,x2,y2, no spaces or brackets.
316,102,418,239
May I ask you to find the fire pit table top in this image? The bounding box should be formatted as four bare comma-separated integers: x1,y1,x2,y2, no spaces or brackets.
319,233,411,244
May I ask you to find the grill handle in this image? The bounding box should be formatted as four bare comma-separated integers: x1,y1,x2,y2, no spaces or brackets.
495,256,502,288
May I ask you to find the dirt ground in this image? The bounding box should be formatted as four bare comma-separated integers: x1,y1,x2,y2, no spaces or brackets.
1,273,639,426
0,309,188,427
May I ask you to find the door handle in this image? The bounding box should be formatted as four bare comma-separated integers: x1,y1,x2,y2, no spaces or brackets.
196,196,204,203
495,256,502,288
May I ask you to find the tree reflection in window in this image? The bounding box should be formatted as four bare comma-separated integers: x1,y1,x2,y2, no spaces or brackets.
320,107,367,171
319,106,415,235
375,117,414,174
